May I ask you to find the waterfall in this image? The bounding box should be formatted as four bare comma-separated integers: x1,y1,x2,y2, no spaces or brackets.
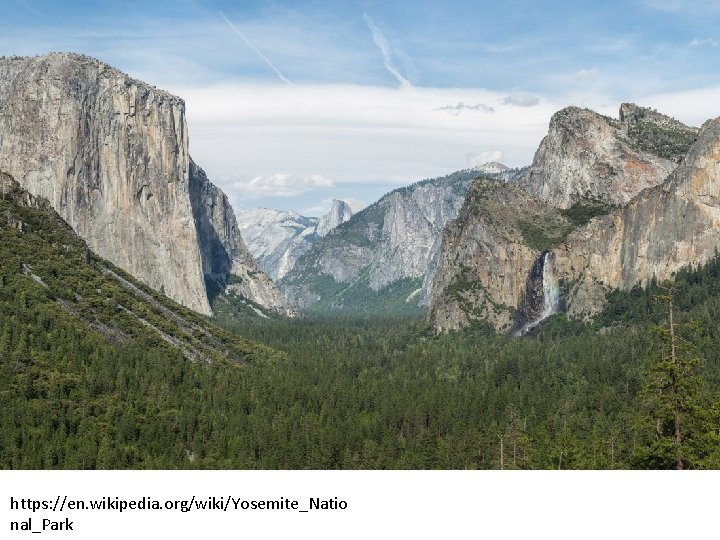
540,251,559,320
516,251,559,335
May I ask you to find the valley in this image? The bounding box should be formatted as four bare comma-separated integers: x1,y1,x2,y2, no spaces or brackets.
2,53,720,470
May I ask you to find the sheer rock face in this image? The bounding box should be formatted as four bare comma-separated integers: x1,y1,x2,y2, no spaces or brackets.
428,179,558,333
554,117,720,318
189,161,294,316
519,104,695,209
315,199,364,238
0,53,291,316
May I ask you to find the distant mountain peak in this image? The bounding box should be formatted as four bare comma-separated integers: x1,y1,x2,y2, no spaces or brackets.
315,199,363,237
473,162,510,174
237,199,364,281
341,198,367,214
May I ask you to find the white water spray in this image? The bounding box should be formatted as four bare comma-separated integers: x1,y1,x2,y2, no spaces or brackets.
517,252,559,335
540,251,559,319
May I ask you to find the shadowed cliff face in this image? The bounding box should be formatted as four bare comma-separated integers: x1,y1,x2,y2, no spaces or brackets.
189,160,295,317
514,252,549,333
0,53,291,317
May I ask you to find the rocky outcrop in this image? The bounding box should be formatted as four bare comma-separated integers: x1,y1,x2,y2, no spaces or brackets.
0,53,291,317
519,104,696,209
428,179,565,332
474,162,510,174
429,105,718,333
554,116,720,318
315,199,365,237
237,199,364,281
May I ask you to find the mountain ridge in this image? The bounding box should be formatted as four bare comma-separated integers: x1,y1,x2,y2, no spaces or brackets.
518,103,697,209
279,168,505,312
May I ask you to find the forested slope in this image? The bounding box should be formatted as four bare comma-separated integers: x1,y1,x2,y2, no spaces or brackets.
0,173,283,468
2,172,719,469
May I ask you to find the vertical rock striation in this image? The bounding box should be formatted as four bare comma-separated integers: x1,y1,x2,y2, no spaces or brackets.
0,53,291,317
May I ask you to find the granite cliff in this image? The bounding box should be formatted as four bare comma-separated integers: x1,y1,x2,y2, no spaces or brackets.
429,104,712,333
428,178,568,332
555,116,720,320
0,53,291,317
519,104,696,208
316,199,365,237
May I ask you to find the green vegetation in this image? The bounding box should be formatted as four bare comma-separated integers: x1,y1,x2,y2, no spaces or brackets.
627,121,698,162
443,267,512,322
2,175,719,469
517,218,568,252
560,199,615,228
308,273,424,316
519,199,615,251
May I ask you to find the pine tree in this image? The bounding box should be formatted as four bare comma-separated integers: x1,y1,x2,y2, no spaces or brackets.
639,285,706,469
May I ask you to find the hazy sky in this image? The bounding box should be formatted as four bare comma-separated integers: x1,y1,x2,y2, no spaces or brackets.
2,0,719,215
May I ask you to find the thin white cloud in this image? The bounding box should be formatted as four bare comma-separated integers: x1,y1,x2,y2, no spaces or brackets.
502,93,540,107
229,173,334,199
363,13,412,88
219,11,294,87
436,102,495,115
575,68,598,81
179,83,559,192
688,38,718,47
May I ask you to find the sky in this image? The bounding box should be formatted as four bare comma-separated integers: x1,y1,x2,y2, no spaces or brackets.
2,0,720,215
